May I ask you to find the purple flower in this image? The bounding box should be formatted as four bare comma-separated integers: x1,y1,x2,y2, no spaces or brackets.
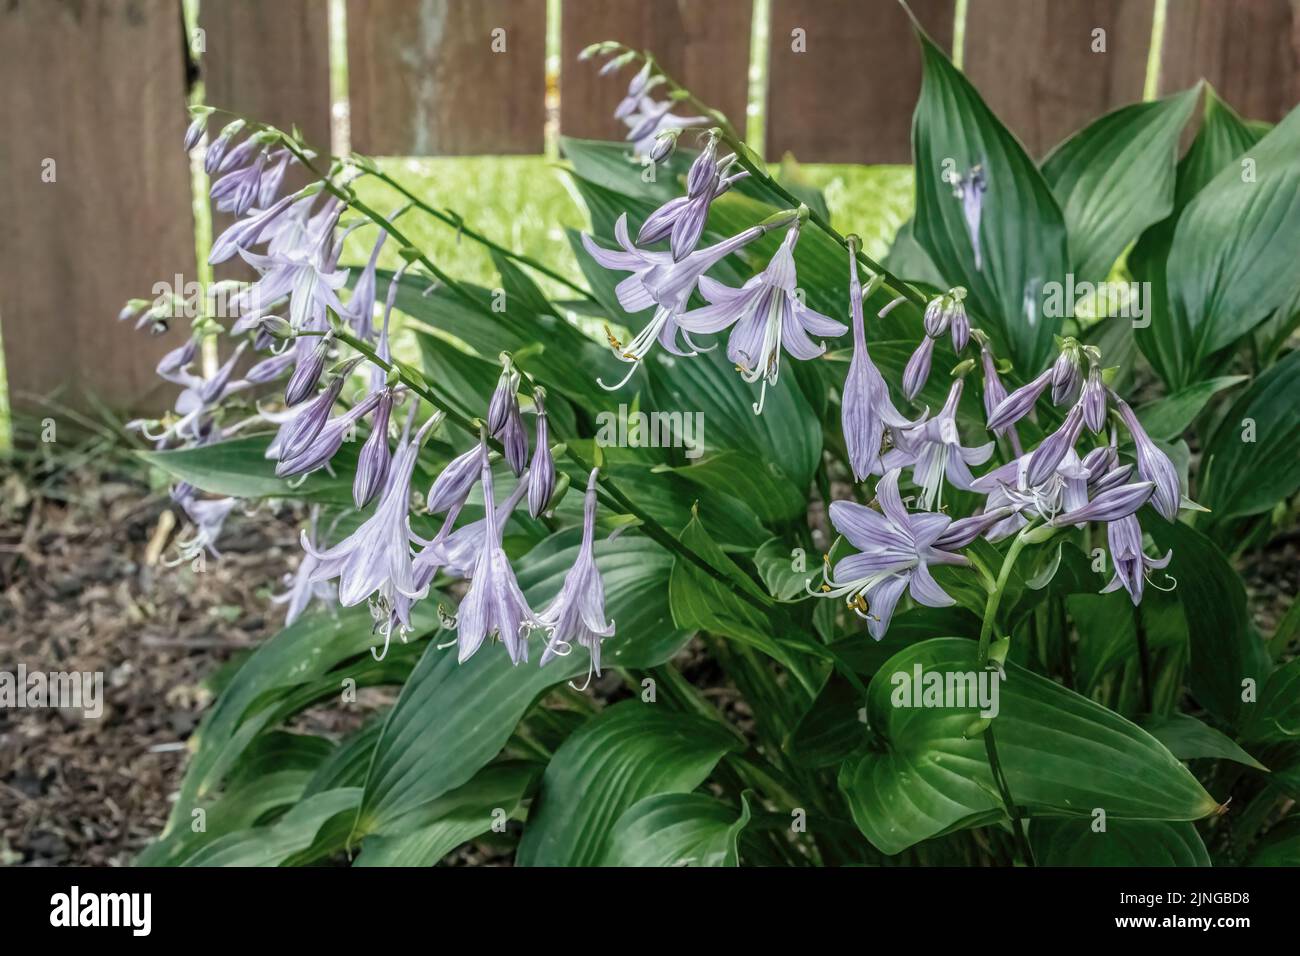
538,469,616,679
203,119,245,174
987,367,1052,431
882,380,994,511
527,390,555,517
1050,342,1084,406
1101,514,1172,605
902,335,936,402
1081,364,1107,434
454,448,542,664
932,506,1018,550
678,222,847,413
272,509,336,626
284,333,333,406
342,228,387,340
175,496,238,561
613,62,662,120
815,469,968,640
427,442,484,515
841,251,915,481
582,214,772,387
275,389,383,478
237,205,347,330
278,362,354,462
1115,397,1181,521
183,111,208,152
302,415,439,608
972,447,1089,537
208,190,301,265
353,388,396,509
211,149,268,216
488,358,528,476
952,164,987,271
1026,400,1086,487
1051,480,1154,526
622,97,707,158
415,469,529,581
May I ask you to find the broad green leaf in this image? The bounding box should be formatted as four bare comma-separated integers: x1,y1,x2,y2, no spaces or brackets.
1134,375,1247,442
355,762,541,866
658,450,807,525
141,435,357,505
161,604,440,837
180,788,361,867
1199,350,1300,521
788,673,865,769
841,638,1219,855
1131,87,1267,387
1070,589,1187,696
1247,817,1300,865
1243,658,1300,744
1041,89,1198,282
1147,521,1270,726
354,533,689,834
1029,819,1209,866
516,700,741,866
754,535,816,601
1168,103,1300,375
1139,713,1267,771
600,792,752,867
911,32,1069,371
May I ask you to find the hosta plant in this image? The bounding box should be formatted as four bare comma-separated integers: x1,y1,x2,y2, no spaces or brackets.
125,23,1300,867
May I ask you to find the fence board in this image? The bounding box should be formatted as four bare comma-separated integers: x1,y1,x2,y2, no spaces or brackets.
200,0,332,281
963,0,1154,160
0,0,196,412
348,0,547,155
766,0,955,163
561,0,753,142
1159,0,1299,122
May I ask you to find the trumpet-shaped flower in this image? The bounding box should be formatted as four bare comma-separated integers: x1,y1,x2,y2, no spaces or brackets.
538,470,616,680
814,469,968,640
882,380,994,511
679,222,847,413
1101,514,1173,605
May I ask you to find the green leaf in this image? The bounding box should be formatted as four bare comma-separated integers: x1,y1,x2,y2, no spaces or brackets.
140,435,357,504
1131,87,1267,388
1247,817,1300,865
355,762,541,866
1041,89,1198,282
600,792,753,867
658,450,807,525
1167,103,1300,377
841,638,1219,855
1200,350,1300,521
1029,818,1209,866
1243,658,1300,744
754,536,816,601
911,32,1069,371
354,533,689,834
1139,713,1268,771
516,700,741,866
1134,375,1247,442
1146,521,1270,726
180,789,362,867
788,673,865,769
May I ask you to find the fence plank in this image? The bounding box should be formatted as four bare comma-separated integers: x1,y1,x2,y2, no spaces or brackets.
0,0,196,412
200,0,332,281
560,0,753,142
767,0,956,163
348,0,547,155
963,0,1154,160
1159,0,1298,122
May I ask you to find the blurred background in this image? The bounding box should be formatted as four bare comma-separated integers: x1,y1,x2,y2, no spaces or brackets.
0,0,1296,866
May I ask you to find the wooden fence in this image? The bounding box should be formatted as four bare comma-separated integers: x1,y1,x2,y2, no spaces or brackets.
1,0,1297,413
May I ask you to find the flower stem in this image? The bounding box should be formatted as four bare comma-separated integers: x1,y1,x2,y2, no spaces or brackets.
977,525,1033,663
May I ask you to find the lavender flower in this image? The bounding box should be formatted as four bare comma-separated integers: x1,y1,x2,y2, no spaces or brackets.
1101,514,1173,605
284,333,333,406
882,380,994,510
622,96,707,158
275,390,383,478
342,228,387,340
277,362,355,463
210,149,268,216
203,119,245,174
353,388,396,509
237,204,347,330
952,164,987,271
987,367,1052,431
302,414,440,608
174,496,238,561
183,111,209,152
1025,400,1086,487
1081,364,1107,434
272,509,336,626
488,357,528,476
902,334,936,402
932,506,1018,550
527,389,555,517
538,470,616,681
1050,340,1084,406
972,447,1089,537
814,469,968,640
841,251,915,481
582,213,774,387
1051,480,1154,526
1115,397,1181,521
455,447,542,665
678,221,847,413
427,442,484,515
